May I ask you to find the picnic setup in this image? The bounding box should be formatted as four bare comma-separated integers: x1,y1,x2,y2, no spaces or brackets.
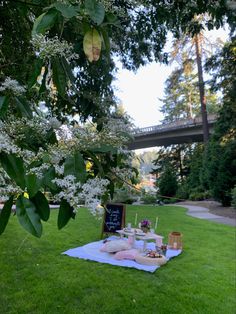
63,204,183,272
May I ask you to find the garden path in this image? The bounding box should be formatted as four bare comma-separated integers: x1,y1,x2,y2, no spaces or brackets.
175,204,236,227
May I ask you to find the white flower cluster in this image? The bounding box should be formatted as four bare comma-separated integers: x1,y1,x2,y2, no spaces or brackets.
31,34,79,61
71,118,132,150
0,130,21,155
52,175,109,217
82,178,109,216
0,77,26,96
29,163,51,179
0,168,23,202
111,167,134,182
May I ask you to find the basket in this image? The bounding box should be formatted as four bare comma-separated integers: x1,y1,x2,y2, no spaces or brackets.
168,231,183,250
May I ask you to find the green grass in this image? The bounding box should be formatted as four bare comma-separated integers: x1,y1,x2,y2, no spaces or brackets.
0,205,235,314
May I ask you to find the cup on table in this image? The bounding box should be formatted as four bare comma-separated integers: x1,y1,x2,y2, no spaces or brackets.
127,223,131,231
150,228,155,233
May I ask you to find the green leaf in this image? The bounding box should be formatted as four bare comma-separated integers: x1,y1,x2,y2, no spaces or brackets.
64,151,87,183
90,144,117,154
15,97,33,119
52,58,67,96
85,0,105,25
46,128,58,145
54,2,80,19
28,59,44,88
25,173,41,198
16,195,42,238
83,28,102,62
0,96,9,117
100,28,110,59
103,13,122,28
0,196,14,235
0,153,26,189
42,166,58,192
32,9,58,35
57,199,75,230
31,191,50,222
61,57,76,84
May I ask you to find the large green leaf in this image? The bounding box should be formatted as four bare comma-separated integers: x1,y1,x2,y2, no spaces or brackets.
103,13,122,28
85,0,105,25
42,166,58,192
52,59,67,96
32,9,58,35
57,199,75,230
16,195,42,238
90,144,117,154
0,153,26,189
83,28,102,62
28,59,44,88
31,191,50,222
64,151,87,183
53,2,80,19
15,97,33,119
0,196,14,235
100,28,110,59
46,128,58,145
61,57,76,84
25,173,41,198
0,96,9,117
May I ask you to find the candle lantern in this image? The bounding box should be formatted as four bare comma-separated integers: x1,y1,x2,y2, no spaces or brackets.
168,231,183,250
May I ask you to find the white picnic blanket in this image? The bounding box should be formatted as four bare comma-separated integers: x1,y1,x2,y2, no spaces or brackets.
62,237,182,273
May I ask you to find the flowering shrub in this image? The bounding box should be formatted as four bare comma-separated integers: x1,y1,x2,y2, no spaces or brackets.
0,0,138,238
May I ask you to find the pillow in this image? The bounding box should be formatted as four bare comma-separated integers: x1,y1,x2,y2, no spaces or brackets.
100,239,131,253
114,249,139,260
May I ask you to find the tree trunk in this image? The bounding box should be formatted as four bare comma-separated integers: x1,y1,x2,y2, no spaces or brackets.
194,34,209,143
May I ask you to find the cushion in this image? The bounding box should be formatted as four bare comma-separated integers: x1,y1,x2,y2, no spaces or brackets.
114,249,139,260
100,240,132,253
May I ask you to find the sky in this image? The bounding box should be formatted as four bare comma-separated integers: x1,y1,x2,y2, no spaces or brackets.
113,28,229,130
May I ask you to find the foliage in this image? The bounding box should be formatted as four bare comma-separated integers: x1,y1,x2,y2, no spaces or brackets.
0,0,235,237
175,182,190,200
140,193,157,204
1,205,235,314
231,186,236,209
202,38,236,206
112,187,138,205
157,162,178,199
160,55,220,123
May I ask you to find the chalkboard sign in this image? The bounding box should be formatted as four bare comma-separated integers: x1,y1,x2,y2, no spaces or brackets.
101,203,126,238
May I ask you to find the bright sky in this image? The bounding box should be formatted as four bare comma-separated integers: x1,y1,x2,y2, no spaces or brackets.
114,28,229,129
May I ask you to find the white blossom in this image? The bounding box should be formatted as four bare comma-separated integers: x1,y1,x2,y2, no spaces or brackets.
31,34,79,61
0,77,26,96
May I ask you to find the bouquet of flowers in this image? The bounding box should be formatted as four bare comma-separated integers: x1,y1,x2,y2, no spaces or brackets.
140,219,151,233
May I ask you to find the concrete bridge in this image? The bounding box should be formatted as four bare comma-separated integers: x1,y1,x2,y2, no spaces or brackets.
128,114,217,150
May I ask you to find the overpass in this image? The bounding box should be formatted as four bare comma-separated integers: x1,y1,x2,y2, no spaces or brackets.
128,114,217,150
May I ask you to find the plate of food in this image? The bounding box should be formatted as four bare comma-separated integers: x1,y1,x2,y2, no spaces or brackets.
135,232,146,236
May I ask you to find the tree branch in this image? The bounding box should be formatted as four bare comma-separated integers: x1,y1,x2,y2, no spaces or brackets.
5,0,43,7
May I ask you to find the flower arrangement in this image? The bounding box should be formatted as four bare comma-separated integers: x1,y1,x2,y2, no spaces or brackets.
140,219,151,233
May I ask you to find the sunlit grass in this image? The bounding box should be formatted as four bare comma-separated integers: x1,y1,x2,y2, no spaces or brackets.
0,205,235,314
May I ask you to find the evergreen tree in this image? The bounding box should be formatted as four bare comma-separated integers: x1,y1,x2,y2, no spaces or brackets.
157,162,178,198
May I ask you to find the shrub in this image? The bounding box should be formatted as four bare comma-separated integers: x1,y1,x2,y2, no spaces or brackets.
112,188,138,204
140,193,157,204
176,183,190,200
161,198,178,204
189,190,211,201
231,186,236,209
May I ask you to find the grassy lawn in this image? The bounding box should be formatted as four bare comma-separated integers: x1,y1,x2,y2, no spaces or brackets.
0,205,235,314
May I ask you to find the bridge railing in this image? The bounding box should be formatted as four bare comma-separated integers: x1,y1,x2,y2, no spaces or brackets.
132,114,217,136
